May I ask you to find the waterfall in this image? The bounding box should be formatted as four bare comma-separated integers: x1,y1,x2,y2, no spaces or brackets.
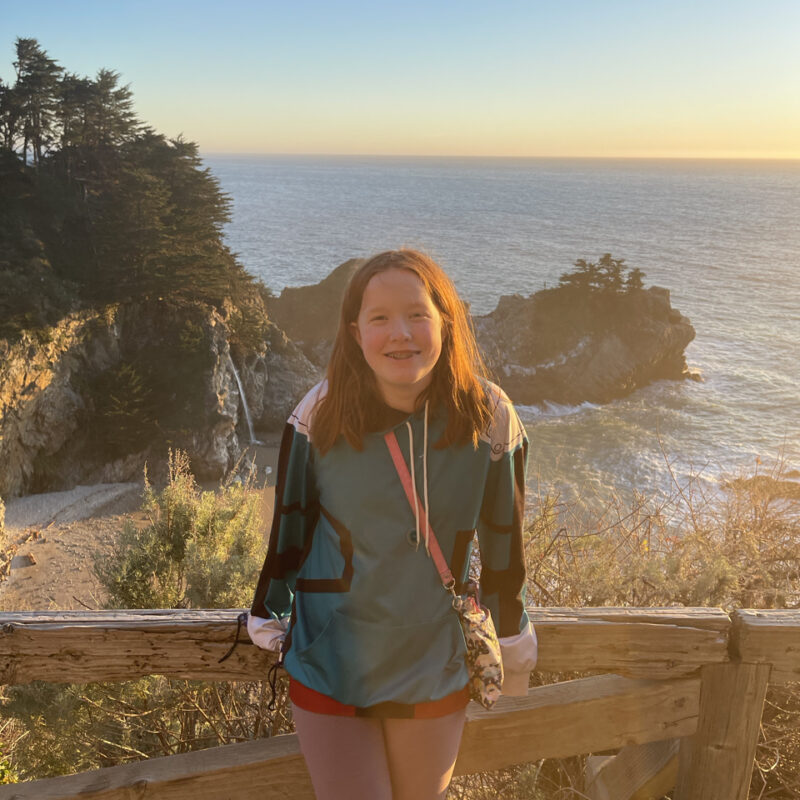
228,355,261,446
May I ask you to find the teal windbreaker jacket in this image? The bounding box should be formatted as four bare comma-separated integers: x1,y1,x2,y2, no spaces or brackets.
248,381,537,708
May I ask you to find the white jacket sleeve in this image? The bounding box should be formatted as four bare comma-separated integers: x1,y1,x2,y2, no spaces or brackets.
246,613,288,653
499,622,538,695
477,385,537,696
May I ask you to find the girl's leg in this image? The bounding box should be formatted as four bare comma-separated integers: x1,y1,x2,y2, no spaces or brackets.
382,707,468,800
292,704,393,800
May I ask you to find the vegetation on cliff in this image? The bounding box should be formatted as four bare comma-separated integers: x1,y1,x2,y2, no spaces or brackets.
558,253,645,294
0,37,268,343
0,38,278,486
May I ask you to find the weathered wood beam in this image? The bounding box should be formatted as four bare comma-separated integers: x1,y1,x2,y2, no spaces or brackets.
731,609,800,684
0,607,729,685
533,607,730,679
674,662,770,800
0,610,274,684
0,673,700,800
585,738,679,800
535,607,730,632
0,732,311,800
455,673,699,773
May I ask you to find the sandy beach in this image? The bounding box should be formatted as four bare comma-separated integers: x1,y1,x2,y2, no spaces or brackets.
0,442,280,612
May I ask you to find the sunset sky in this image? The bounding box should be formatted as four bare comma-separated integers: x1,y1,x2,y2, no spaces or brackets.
3,0,799,159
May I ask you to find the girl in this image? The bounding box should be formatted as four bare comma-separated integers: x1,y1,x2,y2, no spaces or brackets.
247,249,537,800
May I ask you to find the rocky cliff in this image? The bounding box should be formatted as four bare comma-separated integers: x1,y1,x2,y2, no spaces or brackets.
265,258,364,364
0,302,318,499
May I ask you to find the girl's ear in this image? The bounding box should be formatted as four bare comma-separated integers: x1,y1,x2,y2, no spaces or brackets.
349,321,362,347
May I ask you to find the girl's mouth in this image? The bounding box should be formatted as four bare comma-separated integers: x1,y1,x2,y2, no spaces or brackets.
385,352,417,360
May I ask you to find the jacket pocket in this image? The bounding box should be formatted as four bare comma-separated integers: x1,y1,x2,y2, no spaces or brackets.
289,608,467,707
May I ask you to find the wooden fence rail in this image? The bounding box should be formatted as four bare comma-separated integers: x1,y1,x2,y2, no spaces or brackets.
0,607,797,800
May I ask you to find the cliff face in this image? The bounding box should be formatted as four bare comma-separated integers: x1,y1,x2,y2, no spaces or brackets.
265,258,363,364
237,326,320,431
0,302,318,498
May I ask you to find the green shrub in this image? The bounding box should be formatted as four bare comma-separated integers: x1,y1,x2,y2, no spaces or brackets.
0,449,290,782
95,450,264,609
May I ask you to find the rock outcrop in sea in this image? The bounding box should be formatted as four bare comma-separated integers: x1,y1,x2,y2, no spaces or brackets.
474,285,696,405
267,261,697,405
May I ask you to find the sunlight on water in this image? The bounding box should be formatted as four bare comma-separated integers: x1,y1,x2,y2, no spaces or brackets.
205,155,800,501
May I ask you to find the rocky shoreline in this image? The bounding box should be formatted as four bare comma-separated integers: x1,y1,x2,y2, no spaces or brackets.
0,259,696,500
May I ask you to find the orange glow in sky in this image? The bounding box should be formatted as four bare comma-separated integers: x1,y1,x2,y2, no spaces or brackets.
4,1,800,159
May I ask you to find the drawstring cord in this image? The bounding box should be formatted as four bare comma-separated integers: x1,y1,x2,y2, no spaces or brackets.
266,646,285,712
218,611,248,663
405,401,431,554
406,418,420,549
218,611,284,713
423,401,430,554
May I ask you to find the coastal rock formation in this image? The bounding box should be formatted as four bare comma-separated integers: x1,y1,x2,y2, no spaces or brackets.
262,260,696,406
265,258,363,363
474,285,696,405
0,302,317,498
237,328,321,431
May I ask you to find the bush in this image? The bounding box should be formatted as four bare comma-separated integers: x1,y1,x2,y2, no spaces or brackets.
0,449,293,782
95,450,264,609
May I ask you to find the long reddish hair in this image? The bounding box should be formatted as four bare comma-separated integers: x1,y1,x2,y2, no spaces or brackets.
312,249,493,454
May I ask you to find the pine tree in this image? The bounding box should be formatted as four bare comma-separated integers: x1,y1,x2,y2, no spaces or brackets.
13,38,62,166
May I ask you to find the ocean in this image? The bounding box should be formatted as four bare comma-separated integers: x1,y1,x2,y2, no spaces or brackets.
203,155,800,505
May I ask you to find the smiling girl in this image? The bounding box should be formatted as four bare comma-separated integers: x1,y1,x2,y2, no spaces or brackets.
248,249,537,799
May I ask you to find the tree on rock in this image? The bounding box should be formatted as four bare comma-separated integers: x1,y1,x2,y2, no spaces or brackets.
626,267,645,292
559,254,645,294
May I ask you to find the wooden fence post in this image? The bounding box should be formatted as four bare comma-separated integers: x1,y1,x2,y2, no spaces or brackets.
674,662,770,800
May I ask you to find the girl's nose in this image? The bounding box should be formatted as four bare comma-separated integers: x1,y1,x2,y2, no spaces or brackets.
389,318,412,340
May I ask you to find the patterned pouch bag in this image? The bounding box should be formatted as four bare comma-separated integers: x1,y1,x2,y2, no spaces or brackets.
385,431,504,710
453,588,504,708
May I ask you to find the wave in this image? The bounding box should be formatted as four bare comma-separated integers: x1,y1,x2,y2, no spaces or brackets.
517,400,600,418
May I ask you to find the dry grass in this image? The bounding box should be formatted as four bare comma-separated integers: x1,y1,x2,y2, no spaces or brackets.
451,453,800,799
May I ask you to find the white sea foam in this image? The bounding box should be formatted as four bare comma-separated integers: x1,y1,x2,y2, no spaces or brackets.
517,400,600,418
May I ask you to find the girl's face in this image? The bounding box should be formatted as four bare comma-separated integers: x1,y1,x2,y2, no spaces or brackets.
351,268,443,412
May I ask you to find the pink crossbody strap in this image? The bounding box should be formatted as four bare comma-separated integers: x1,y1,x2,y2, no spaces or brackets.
384,430,456,590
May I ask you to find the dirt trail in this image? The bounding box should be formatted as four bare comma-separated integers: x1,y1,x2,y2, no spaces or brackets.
1,483,144,611
0,441,280,612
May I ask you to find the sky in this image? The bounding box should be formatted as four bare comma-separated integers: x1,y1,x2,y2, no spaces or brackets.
3,0,799,159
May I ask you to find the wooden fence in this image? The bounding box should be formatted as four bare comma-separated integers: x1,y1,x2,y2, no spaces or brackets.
0,607,797,799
